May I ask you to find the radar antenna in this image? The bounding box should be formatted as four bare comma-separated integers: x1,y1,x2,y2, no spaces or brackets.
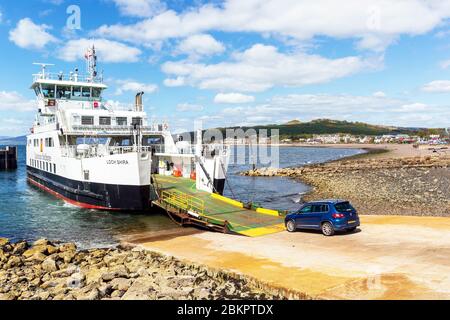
32,63,55,78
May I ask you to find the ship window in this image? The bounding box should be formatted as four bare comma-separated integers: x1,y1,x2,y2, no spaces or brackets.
41,84,55,98
81,116,94,125
72,87,82,98
45,138,54,147
99,117,111,125
132,117,143,125
46,162,49,172
57,86,71,99
92,88,102,98
82,87,91,98
117,117,127,126
53,164,56,174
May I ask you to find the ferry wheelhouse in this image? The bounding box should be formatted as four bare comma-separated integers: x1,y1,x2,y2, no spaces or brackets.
26,47,230,211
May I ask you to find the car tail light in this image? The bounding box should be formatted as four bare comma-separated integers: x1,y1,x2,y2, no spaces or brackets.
332,213,345,219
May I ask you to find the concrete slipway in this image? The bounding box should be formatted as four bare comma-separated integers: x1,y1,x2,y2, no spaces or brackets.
128,215,450,300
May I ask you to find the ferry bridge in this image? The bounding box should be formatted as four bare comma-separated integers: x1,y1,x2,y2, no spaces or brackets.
151,175,287,237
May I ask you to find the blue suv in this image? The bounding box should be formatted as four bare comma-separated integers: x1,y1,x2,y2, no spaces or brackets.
285,200,360,236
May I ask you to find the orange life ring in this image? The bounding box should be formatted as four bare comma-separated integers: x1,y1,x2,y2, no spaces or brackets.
190,171,196,180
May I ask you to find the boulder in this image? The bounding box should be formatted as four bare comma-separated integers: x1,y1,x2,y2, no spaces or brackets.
12,241,28,255
42,257,58,273
110,278,132,291
58,243,77,253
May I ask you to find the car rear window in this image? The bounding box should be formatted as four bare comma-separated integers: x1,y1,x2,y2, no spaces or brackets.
334,202,354,212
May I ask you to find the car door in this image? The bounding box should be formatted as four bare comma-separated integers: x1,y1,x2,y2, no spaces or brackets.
295,205,315,228
310,204,327,227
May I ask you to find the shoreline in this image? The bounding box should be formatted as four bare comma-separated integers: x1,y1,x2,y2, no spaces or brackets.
242,144,450,217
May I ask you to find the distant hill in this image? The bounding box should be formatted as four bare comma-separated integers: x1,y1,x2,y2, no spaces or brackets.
0,135,27,145
209,119,442,139
285,120,302,125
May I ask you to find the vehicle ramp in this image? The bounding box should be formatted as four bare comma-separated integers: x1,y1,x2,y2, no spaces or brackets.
151,175,286,237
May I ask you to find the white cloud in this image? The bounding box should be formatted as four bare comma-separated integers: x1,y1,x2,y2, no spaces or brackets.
9,18,57,50
373,91,386,98
114,79,158,95
0,10,3,23
214,93,255,104
421,80,450,93
95,0,450,52
163,77,186,87
58,38,142,63
176,34,225,58
176,103,204,112
162,44,378,92
111,0,165,18
197,93,446,128
0,91,35,112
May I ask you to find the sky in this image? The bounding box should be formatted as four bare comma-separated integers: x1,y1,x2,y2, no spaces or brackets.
1,0,450,136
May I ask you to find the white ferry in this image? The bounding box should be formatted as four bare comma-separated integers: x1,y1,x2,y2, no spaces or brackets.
26,46,230,211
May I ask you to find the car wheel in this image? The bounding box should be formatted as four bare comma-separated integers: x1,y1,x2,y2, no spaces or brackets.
286,220,296,232
321,222,335,236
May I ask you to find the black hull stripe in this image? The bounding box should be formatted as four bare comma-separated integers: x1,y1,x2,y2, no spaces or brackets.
27,166,151,211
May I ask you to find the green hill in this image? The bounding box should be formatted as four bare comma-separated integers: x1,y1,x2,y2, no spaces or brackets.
211,119,440,140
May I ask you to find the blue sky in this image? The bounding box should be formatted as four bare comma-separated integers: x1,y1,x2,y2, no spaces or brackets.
1,0,450,136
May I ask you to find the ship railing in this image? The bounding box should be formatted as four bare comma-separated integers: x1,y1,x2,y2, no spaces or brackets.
33,72,104,84
60,143,229,159
68,125,168,134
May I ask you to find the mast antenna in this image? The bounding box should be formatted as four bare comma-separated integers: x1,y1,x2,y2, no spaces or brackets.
84,44,98,81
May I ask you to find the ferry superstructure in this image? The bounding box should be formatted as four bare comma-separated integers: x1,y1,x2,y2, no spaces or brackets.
26,47,230,211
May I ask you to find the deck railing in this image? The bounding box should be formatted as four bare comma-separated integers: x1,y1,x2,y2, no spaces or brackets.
160,190,205,215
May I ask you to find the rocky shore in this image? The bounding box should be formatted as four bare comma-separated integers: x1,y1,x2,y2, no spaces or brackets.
242,156,450,217
0,238,297,300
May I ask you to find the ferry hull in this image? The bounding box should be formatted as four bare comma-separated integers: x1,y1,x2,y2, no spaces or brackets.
27,166,151,211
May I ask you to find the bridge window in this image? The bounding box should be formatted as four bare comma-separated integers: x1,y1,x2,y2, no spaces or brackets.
57,86,71,99
92,88,102,98
72,87,82,98
41,84,55,98
82,87,91,98
117,117,127,126
99,117,111,125
81,116,94,125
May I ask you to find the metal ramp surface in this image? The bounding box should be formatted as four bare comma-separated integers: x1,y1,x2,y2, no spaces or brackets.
152,175,286,237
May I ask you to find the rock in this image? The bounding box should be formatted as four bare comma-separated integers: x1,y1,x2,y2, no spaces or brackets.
51,265,78,278
5,255,22,268
120,278,153,300
66,272,86,289
0,238,9,247
33,238,51,247
37,291,50,300
55,250,76,264
26,252,47,263
58,243,77,253
22,245,47,258
101,265,129,281
0,293,15,300
12,241,28,255
110,278,132,291
74,287,99,301
42,257,58,273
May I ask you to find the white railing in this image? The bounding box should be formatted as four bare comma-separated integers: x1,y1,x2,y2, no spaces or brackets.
60,143,229,159
33,72,104,84
68,125,168,134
